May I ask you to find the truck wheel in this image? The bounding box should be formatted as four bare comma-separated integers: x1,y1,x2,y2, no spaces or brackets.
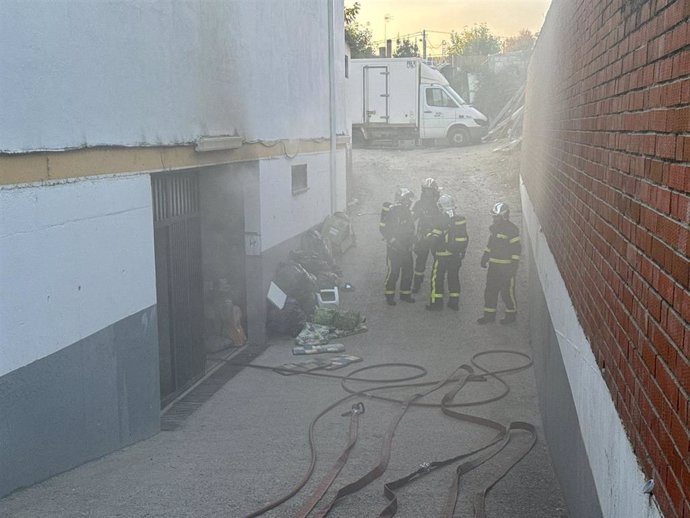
448,127,470,147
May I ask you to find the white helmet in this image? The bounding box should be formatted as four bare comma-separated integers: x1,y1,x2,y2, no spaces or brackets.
421,177,440,192
437,193,455,216
395,187,415,206
491,202,510,219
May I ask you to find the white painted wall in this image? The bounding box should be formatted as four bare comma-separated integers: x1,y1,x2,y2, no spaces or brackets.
521,181,662,518
0,0,347,153
335,150,347,210
259,151,346,251
0,176,157,377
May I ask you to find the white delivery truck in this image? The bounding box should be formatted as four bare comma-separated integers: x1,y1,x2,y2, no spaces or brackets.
349,57,488,147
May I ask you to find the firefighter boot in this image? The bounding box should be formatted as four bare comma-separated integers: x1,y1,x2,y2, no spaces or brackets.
425,300,443,311
386,294,397,306
500,312,517,325
447,299,459,311
400,294,416,303
477,311,496,325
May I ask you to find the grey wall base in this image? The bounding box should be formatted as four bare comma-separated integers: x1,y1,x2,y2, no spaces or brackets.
527,242,603,518
0,306,160,499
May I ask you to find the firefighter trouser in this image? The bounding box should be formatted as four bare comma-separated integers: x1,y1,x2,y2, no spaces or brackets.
385,247,414,297
429,254,461,305
413,245,431,288
483,263,517,314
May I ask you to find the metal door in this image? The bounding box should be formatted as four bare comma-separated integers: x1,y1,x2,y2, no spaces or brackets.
363,65,389,124
152,172,205,407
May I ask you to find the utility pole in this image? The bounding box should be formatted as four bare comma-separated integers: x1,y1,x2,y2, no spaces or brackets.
422,29,427,60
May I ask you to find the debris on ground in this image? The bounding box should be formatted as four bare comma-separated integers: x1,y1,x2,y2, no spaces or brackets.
321,212,356,256
483,84,525,144
277,354,362,374
273,260,319,318
493,139,522,154
292,343,346,355
267,297,307,337
312,307,363,331
294,321,368,347
268,222,356,339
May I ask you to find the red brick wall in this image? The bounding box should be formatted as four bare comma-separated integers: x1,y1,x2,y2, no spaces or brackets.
522,0,690,516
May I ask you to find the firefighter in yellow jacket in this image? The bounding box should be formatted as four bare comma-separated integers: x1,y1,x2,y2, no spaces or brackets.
411,177,442,294
477,202,521,324
380,188,416,306
425,193,468,311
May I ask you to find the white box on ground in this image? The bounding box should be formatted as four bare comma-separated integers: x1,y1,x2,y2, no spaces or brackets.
267,282,287,309
316,287,339,306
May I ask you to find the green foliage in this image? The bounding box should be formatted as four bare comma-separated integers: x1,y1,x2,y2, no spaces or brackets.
393,37,419,58
502,29,536,53
344,2,359,25
345,2,375,58
446,24,529,120
346,24,376,58
449,24,501,57
472,68,525,120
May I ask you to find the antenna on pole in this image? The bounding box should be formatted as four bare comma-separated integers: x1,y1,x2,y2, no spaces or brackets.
384,13,393,43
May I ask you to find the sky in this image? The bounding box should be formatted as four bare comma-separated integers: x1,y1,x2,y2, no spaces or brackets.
347,0,552,53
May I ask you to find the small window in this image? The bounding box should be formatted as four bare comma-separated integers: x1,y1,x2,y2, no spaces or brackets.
291,164,308,195
345,55,349,78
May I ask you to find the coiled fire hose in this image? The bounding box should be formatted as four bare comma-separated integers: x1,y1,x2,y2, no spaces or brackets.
237,350,536,518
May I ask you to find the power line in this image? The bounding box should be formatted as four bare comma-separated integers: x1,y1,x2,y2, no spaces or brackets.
370,28,455,59
371,28,452,45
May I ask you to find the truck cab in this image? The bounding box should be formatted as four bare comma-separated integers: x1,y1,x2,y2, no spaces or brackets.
420,82,488,145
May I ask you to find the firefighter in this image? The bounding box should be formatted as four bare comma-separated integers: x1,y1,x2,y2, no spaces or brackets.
477,202,521,324
411,177,442,294
425,193,468,311
380,188,416,305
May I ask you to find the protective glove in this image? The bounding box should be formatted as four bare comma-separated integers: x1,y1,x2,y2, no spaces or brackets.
480,252,489,268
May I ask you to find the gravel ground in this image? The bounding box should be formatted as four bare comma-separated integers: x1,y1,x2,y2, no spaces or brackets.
0,142,568,518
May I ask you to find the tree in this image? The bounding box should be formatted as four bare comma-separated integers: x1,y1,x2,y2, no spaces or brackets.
344,3,359,24
473,68,525,120
393,37,419,58
345,2,375,58
503,29,536,53
448,24,501,56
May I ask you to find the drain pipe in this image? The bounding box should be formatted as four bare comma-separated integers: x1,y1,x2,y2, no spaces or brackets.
327,0,337,214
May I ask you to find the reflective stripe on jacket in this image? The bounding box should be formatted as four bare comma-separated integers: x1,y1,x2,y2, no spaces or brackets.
484,220,521,265
426,213,469,257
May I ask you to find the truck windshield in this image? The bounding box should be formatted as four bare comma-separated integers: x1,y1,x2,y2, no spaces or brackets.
445,87,467,106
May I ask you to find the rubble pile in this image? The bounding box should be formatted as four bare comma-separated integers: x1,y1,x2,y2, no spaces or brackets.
482,84,525,153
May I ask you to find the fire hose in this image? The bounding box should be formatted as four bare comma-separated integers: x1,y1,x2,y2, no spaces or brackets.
237,350,536,518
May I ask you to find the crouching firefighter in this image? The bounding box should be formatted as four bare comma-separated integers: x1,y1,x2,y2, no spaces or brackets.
380,188,416,306
478,202,521,324
425,194,468,311
411,177,442,294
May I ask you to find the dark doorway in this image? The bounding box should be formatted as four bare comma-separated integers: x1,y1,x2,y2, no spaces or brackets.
152,171,205,407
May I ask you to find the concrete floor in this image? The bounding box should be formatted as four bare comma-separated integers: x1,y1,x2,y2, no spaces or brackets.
0,143,568,517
